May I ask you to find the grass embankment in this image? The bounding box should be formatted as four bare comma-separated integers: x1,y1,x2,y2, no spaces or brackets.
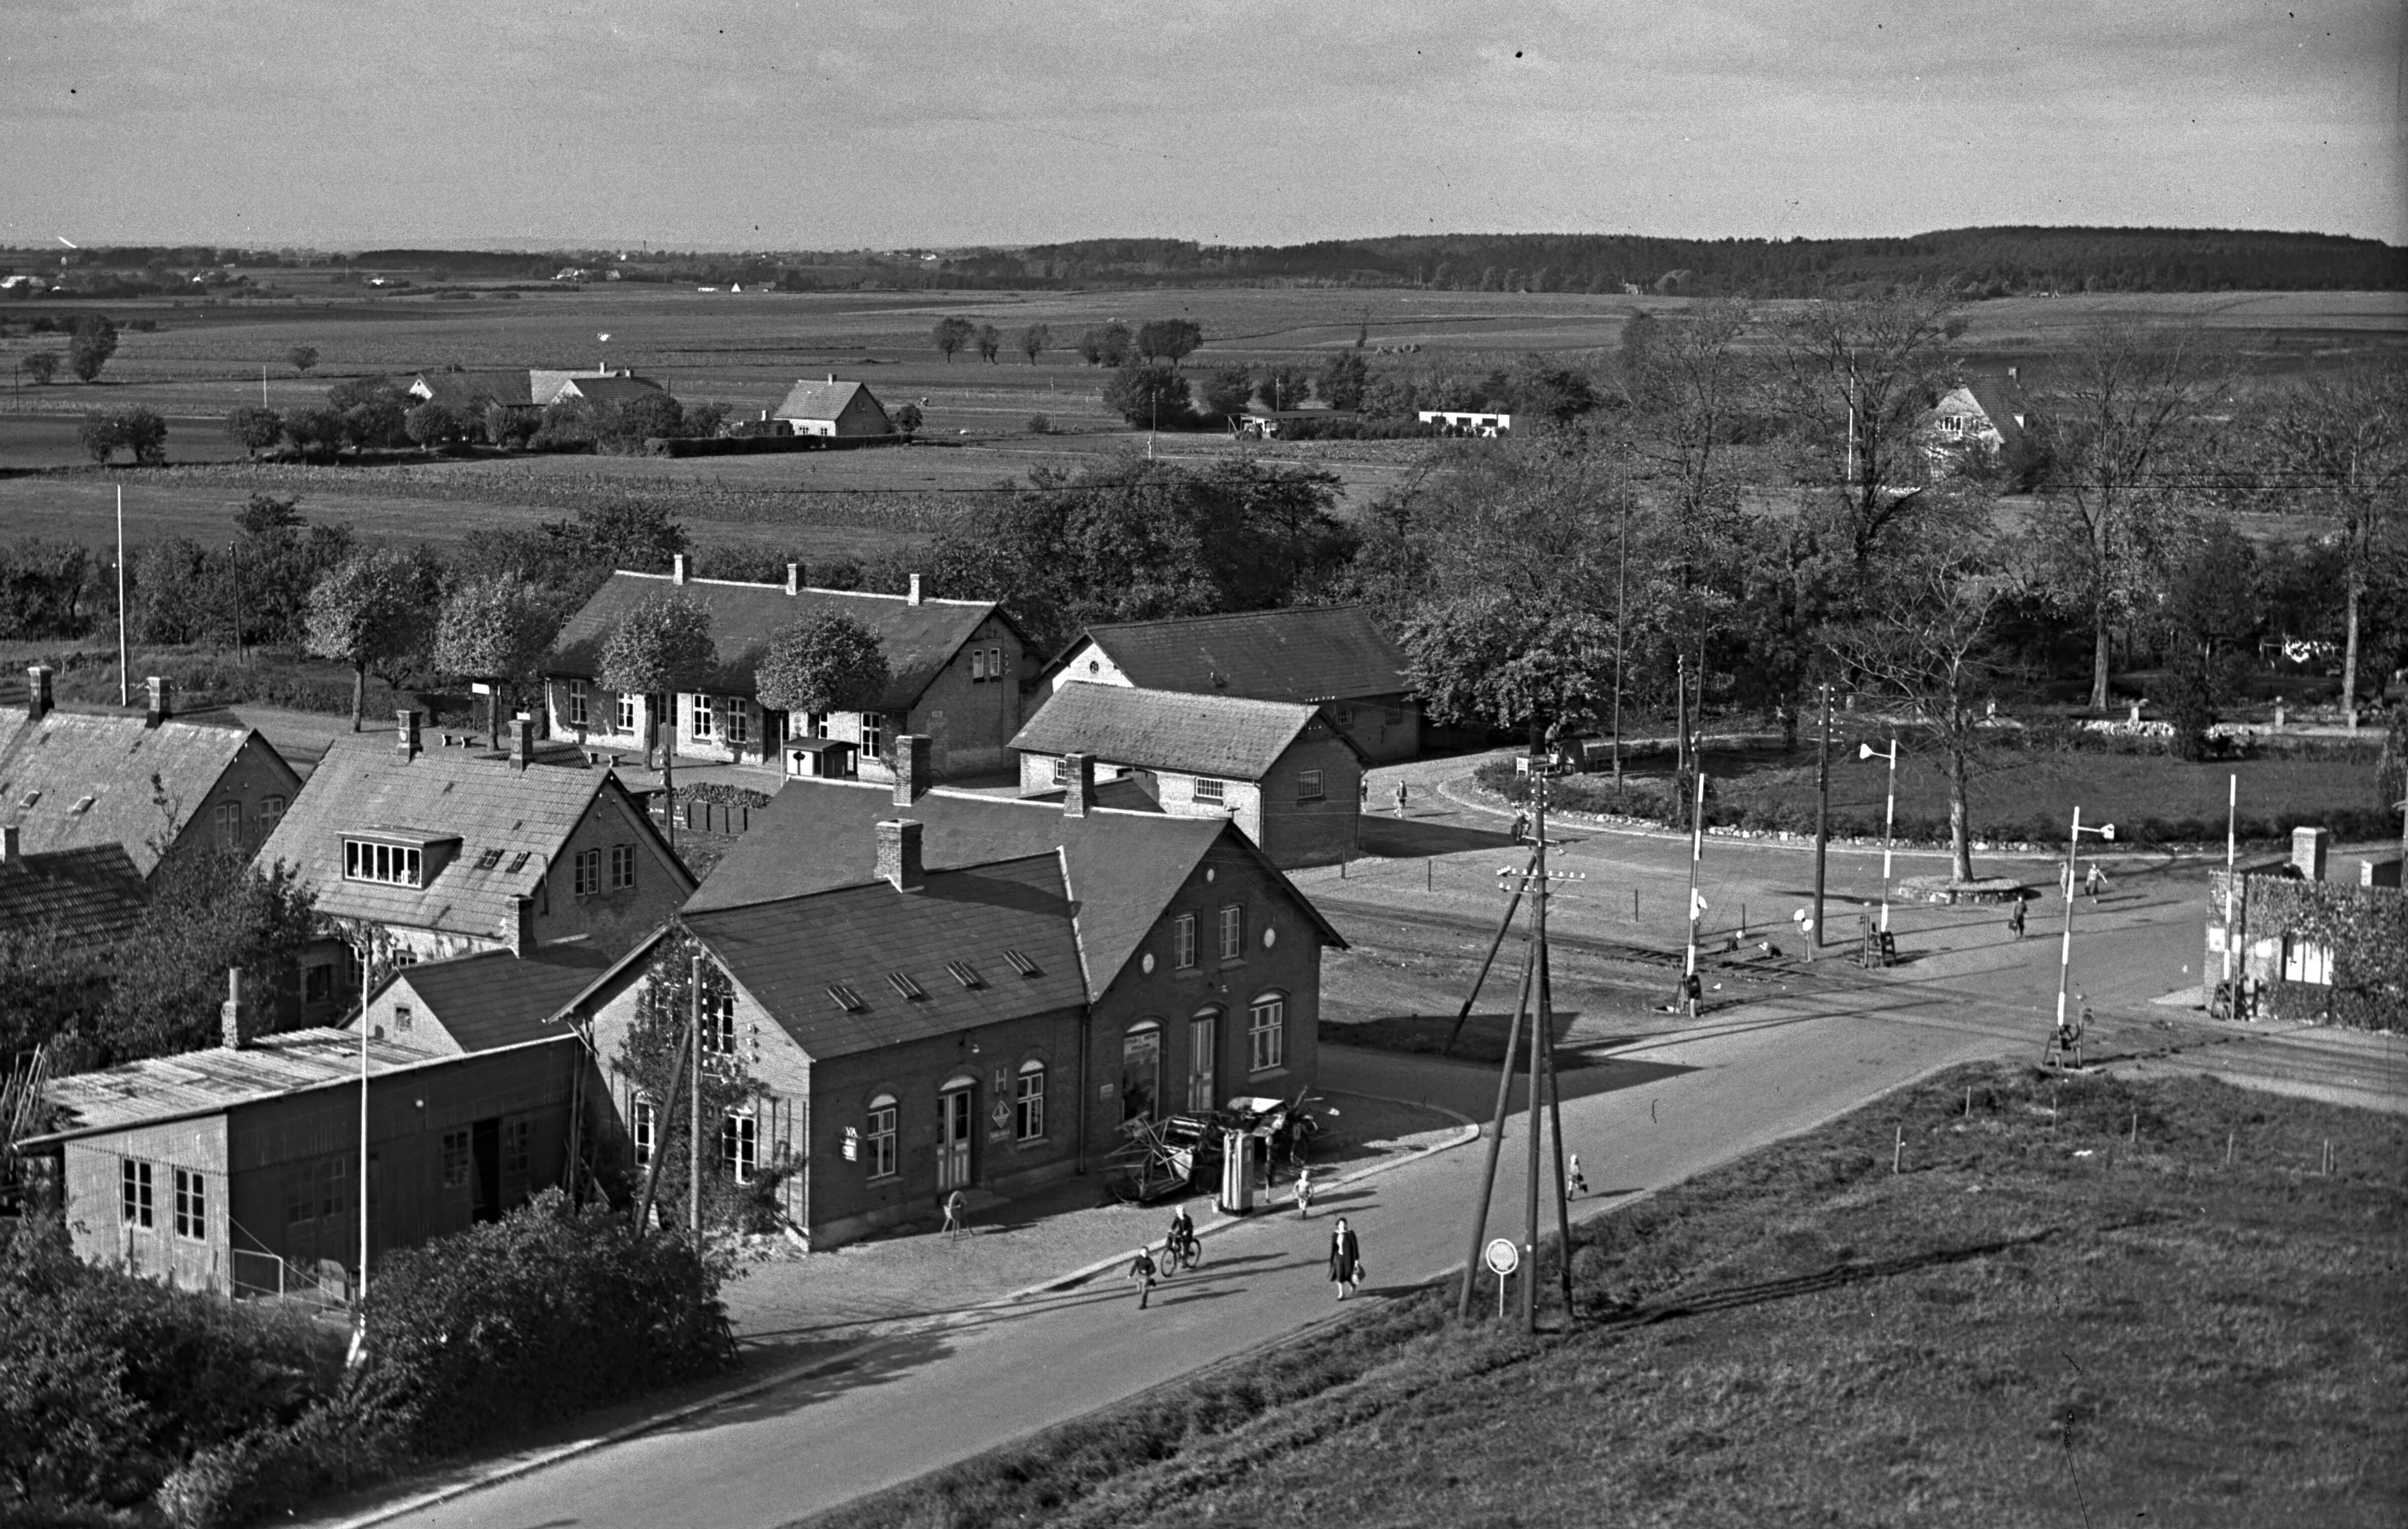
809,1062,2406,1529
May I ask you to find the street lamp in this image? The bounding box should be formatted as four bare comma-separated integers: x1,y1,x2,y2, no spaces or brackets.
2053,806,2115,1061
1859,737,1898,933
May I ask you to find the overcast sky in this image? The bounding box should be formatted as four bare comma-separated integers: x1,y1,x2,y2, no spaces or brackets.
3,0,2400,250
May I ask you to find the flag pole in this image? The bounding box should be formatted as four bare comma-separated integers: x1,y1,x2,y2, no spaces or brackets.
116,486,129,708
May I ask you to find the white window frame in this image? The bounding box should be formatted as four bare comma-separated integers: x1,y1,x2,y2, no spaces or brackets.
701,985,737,1055
1219,904,1244,961
725,699,749,746
860,713,885,760
632,1096,657,1167
2282,935,2334,986
173,1167,206,1241
971,647,989,681
1193,776,1226,806
342,839,423,888
690,693,716,741
609,842,636,891
121,1158,153,1227
573,847,601,898
567,678,590,728
1015,1062,1046,1141
1173,911,1197,970
866,1095,898,1179
721,1111,757,1183
616,692,638,735
1297,768,1324,802
1249,993,1286,1073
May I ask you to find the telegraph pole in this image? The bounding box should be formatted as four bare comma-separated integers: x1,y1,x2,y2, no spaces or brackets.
1812,682,1831,949
1611,495,1627,793
690,955,704,1238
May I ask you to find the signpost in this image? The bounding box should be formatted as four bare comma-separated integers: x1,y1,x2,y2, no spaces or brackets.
1484,1236,1520,1320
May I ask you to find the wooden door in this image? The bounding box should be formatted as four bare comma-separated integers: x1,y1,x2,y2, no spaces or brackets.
1187,1015,1217,1112
937,1087,973,1190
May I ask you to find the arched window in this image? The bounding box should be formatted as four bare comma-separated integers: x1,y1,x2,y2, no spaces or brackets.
1015,1059,1047,1141
1248,992,1286,1074
1121,1021,1162,1123
865,1093,898,1178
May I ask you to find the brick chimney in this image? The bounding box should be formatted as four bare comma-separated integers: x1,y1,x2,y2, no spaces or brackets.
2291,826,2329,883
876,818,924,892
907,573,923,606
218,968,249,1050
397,708,421,761
509,712,535,771
1062,753,1095,818
1,824,19,862
144,676,172,727
785,561,802,595
502,893,537,954
25,665,52,722
672,553,688,585
891,732,930,805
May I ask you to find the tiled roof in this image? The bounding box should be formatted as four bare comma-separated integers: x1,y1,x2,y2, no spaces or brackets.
1011,683,1328,781
773,379,884,423
409,370,534,410
1065,605,1409,703
684,778,1344,997
368,942,616,1053
20,1027,558,1145
0,706,276,877
544,572,1005,711
683,853,1086,1060
0,844,147,941
556,374,667,407
254,737,680,940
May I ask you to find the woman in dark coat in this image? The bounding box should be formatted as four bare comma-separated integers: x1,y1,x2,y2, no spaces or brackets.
1327,1217,1363,1299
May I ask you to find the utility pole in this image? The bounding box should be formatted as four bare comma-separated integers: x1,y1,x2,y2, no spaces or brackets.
1684,771,1706,995
690,955,703,1239
1812,682,1831,950
1612,493,1627,793
1674,652,1688,820
115,487,129,708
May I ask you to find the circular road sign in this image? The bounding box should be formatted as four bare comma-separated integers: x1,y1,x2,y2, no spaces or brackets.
1483,1237,1520,1275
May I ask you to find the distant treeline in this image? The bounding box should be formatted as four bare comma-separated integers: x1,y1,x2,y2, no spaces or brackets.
3,226,2400,298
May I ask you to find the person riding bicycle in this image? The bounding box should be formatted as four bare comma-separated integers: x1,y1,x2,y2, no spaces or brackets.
1165,1206,1197,1268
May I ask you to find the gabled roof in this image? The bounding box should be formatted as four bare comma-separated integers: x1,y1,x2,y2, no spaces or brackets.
545,572,1012,710
20,1028,570,1147
1012,683,1354,780
683,778,1344,999
408,370,534,410
0,844,146,942
0,706,285,877
1954,374,2031,455
360,942,616,1054
773,378,886,423
678,853,1087,1061
555,373,667,407
254,737,688,940
1059,605,1409,704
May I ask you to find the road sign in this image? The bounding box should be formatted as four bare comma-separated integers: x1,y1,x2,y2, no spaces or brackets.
1483,1237,1520,1275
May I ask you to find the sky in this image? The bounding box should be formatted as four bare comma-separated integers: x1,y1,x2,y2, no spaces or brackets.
2,0,2402,251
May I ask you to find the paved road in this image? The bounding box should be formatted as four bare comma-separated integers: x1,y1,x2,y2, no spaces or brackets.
356,773,2402,1529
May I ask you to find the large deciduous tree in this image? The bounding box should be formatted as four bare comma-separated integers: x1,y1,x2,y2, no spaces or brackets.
224,405,283,457
1101,363,1191,429
433,573,557,734
286,345,320,376
1778,290,1963,568
18,351,59,386
1404,592,1612,744
1077,322,1132,368
305,547,440,731
2025,318,2231,711
75,407,167,466
2253,358,2408,729
68,315,118,383
753,612,890,720
932,317,976,363
1134,319,1202,369
975,324,1002,363
1018,324,1052,364
598,593,717,710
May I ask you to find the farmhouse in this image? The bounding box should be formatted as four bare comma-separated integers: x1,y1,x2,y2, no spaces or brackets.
543,558,1035,784
1011,684,1365,867
1042,605,1419,762
557,741,1344,1247
772,377,893,438
550,372,669,409
16,978,585,1297
254,710,693,1025
405,369,536,414
2207,826,2406,1027
1924,371,2030,463
1418,409,1512,438
0,668,302,881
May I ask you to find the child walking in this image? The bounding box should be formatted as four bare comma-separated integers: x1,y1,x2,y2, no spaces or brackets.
1127,1246,1158,1310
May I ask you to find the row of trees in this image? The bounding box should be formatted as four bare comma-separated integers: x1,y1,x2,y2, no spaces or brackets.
929,316,1204,369
13,313,119,385
216,379,730,462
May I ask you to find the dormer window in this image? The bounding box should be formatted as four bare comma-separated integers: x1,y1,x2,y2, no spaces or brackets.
344,838,423,886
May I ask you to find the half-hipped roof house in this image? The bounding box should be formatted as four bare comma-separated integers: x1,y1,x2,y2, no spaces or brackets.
772,378,892,438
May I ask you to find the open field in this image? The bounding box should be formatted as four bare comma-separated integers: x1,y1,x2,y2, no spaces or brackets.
815,1060,2408,1529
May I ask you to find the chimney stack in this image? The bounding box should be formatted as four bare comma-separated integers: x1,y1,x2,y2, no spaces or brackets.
397,708,422,760
891,733,930,805
218,968,249,1050
907,573,923,606
503,893,537,954
144,676,172,727
1,824,19,862
510,712,535,771
786,562,802,595
25,665,52,722
671,553,688,585
1062,753,1095,818
876,818,924,893
2292,826,2329,883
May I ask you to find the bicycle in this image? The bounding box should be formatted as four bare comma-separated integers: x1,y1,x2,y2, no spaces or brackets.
1165,1222,1203,1272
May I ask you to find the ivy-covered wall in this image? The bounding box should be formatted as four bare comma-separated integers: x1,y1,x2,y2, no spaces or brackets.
2214,870,2408,1030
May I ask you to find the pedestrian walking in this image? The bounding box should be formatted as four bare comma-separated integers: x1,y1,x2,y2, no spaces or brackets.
2007,900,2026,940
1509,809,1529,844
1567,1152,1589,1199
1328,1217,1364,1300
2085,863,2107,901
1293,1165,1316,1218
1392,782,1409,817
1679,970,1703,1019
1127,1246,1158,1309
